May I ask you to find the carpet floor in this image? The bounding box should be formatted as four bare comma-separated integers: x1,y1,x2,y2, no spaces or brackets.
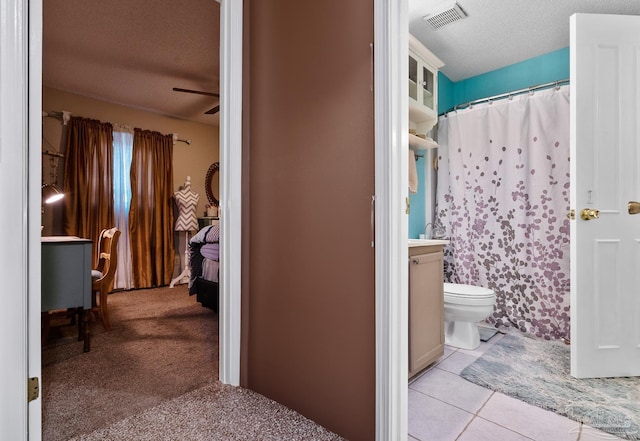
460,332,640,440
42,285,342,441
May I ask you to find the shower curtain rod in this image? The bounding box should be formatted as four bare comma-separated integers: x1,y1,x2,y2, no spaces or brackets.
43,110,191,145
443,78,570,116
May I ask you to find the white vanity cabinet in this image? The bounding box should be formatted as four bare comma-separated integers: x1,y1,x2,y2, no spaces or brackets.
408,243,445,378
409,34,444,140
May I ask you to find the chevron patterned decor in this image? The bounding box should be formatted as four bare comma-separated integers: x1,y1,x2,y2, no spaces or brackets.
175,189,199,231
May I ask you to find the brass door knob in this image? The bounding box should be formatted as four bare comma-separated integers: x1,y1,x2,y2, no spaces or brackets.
580,208,600,221
629,201,640,215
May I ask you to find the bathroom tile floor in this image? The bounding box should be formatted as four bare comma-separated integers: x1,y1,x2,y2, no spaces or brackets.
408,332,625,441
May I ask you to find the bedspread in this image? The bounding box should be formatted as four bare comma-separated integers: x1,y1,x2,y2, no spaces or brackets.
188,225,220,295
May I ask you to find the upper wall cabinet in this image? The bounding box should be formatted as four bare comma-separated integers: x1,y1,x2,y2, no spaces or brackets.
409,34,444,136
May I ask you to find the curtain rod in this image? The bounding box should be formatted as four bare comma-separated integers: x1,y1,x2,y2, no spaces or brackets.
43,110,72,125
443,78,570,116
43,110,191,145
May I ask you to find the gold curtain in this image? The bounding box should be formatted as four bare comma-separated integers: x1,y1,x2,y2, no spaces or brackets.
62,117,114,258
129,129,175,288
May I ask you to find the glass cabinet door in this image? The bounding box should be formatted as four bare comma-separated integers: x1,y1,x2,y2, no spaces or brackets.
409,55,418,101
422,66,434,110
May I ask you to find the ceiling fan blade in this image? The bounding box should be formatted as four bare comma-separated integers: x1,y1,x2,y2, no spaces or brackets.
173,87,219,97
205,105,220,115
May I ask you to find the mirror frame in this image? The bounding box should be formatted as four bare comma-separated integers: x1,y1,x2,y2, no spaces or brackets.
205,162,220,207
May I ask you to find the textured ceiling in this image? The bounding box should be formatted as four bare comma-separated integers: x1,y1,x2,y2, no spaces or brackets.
44,1,640,125
409,0,640,82
43,0,220,126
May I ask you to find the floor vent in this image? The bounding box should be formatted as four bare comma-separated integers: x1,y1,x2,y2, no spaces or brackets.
423,3,467,30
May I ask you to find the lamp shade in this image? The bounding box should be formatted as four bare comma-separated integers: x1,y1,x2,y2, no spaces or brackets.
42,184,64,204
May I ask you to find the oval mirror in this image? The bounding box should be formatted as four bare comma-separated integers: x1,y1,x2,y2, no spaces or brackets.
205,162,219,207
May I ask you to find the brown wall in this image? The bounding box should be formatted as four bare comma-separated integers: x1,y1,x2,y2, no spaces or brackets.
243,1,376,440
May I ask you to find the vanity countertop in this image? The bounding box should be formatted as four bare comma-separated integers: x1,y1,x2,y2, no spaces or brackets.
408,239,450,247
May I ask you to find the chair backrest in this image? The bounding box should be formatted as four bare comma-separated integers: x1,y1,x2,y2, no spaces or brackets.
94,228,109,268
95,227,121,292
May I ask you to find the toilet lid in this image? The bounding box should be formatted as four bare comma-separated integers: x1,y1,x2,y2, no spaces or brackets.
444,282,495,298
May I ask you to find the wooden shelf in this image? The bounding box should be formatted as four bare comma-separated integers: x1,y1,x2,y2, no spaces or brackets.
409,133,438,150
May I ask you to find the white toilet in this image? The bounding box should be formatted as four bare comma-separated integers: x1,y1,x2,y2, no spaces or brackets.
444,282,496,350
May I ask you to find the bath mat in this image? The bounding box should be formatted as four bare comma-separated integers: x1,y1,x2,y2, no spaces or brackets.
461,333,640,440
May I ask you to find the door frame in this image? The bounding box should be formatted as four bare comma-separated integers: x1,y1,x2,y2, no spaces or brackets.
1,0,43,439
372,0,409,439
220,1,407,438
11,0,408,439
218,0,243,387
220,0,407,437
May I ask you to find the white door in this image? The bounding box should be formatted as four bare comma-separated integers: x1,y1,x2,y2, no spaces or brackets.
570,13,640,378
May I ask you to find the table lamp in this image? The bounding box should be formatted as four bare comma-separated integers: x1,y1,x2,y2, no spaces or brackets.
42,183,64,204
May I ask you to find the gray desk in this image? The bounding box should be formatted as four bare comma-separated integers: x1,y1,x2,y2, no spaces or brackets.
42,236,92,351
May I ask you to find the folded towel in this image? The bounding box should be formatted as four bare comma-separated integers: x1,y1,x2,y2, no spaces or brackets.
408,149,418,194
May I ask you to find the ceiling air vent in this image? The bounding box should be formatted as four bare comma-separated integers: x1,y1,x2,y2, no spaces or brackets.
423,2,467,30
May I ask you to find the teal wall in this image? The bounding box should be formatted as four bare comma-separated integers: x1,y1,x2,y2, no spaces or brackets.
440,47,570,114
408,155,426,239
437,73,456,118
408,47,570,238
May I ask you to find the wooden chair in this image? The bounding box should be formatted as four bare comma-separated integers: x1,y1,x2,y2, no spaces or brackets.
91,227,121,331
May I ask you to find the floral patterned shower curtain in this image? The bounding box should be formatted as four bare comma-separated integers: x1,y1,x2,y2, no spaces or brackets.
436,86,570,340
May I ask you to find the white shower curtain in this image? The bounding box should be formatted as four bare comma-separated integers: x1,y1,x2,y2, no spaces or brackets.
436,86,570,340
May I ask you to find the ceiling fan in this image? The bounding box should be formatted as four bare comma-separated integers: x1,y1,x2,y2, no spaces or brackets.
173,87,220,114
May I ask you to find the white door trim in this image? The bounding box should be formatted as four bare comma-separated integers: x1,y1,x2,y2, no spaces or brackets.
374,0,408,439
1,0,42,439
218,0,242,387
29,0,44,438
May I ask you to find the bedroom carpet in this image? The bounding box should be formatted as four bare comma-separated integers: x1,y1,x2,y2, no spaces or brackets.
460,332,640,440
42,285,342,441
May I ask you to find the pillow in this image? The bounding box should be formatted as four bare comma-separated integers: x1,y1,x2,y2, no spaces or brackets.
205,225,220,243
190,224,220,244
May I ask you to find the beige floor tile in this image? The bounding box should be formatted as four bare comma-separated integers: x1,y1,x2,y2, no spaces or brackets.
456,339,499,357
408,388,474,441
436,350,478,375
478,392,579,441
409,367,492,414
457,416,533,441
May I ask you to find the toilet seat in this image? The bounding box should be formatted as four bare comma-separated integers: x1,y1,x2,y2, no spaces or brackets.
444,283,495,306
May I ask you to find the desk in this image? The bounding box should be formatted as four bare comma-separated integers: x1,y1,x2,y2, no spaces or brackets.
42,236,92,351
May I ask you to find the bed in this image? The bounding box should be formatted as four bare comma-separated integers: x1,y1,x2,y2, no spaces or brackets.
188,224,220,312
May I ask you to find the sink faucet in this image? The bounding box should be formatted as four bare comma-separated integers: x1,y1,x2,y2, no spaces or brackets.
423,222,446,239
423,223,433,239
